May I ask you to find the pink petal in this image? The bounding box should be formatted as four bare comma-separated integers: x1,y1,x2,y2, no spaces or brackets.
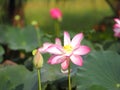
61,59,69,70
73,45,91,55
113,28,120,32
70,55,83,66
38,43,53,53
71,33,83,48
64,31,71,46
55,38,61,45
114,18,120,24
50,8,62,19
46,45,63,54
48,55,65,64
114,32,120,38
114,24,120,28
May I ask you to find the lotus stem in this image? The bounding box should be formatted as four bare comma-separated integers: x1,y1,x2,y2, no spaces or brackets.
68,65,72,90
55,20,60,37
37,69,42,90
36,28,41,46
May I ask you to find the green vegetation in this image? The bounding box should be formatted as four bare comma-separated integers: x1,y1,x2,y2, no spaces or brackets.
1,1,120,90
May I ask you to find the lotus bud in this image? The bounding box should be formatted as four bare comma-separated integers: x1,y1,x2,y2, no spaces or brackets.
50,8,62,22
33,49,43,69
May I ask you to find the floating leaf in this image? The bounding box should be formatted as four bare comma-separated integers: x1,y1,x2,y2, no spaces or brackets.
76,51,120,90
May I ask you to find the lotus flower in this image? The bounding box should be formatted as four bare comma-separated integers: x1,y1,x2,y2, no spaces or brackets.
39,31,90,70
50,8,62,21
113,18,120,38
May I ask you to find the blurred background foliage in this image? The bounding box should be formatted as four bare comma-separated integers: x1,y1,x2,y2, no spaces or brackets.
24,0,113,32
0,0,117,42
0,0,114,31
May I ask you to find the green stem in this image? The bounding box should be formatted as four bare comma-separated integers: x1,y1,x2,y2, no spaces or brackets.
54,20,60,37
36,28,41,46
68,65,72,90
37,69,42,90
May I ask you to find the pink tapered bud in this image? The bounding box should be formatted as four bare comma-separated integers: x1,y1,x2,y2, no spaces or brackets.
50,8,62,22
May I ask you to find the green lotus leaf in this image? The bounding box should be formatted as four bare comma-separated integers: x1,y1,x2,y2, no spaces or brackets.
106,42,120,53
0,45,4,55
0,25,7,44
82,39,95,50
24,53,77,90
0,65,50,90
6,26,43,52
0,45,4,62
86,85,108,90
0,54,77,90
76,51,120,90
0,65,32,90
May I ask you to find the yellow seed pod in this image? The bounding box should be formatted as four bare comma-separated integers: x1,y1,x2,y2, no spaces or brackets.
14,15,20,21
31,20,38,26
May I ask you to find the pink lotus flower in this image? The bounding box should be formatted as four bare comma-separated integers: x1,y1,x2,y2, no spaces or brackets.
50,8,62,21
113,18,120,38
39,31,90,70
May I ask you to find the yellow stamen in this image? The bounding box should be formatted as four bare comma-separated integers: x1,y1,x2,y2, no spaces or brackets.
63,44,73,53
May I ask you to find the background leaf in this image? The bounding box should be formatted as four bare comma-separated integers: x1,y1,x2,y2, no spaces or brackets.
0,25,7,44
6,26,43,52
0,45,4,62
106,42,120,54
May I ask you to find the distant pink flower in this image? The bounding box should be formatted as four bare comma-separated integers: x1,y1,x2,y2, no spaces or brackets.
113,18,120,38
50,8,62,21
39,31,91,70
